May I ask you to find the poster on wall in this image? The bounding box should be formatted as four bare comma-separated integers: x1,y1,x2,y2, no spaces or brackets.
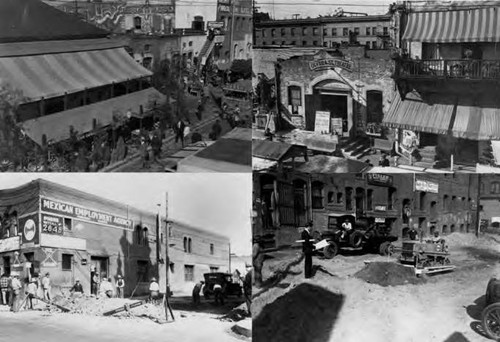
331,118,343,136
19,214,39,245
41,214,64,235
314,111,331,133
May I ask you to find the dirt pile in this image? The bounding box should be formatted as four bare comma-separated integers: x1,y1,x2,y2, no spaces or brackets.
445,233,500,250
354,262,426,287
51,295,153,317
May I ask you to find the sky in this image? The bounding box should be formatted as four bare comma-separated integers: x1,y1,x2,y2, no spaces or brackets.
257,0,392,19
0,173,252,255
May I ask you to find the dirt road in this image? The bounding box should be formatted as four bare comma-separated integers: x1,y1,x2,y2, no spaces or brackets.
253,233,500,342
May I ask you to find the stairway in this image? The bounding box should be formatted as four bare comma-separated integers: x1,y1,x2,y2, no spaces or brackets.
340,136,372,159
413,145,437,167
199,39,216,66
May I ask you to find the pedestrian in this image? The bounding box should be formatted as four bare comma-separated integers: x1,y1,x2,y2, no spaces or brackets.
41,272,51,302
116,275,125,298
252,237,264,287
183,124,191,141
408,226,419,241
99,277,114,298
10,273,21,312
379,153,390,167
70,279,84,297
341,218,353,240
149,277,160,305
196,100,203,121
213,283,224,306
25,279,37,310
243,266,252,315
302,221,314,279
212,120,222,140
140,138,150,169
0,273,9,305
175,119,186,147
151,133,162,162
91,272,100,296
192,280,204,307
432,230,442,243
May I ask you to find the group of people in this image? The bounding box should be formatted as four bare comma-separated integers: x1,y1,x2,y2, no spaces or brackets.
0,272,52,312
90,273,125,299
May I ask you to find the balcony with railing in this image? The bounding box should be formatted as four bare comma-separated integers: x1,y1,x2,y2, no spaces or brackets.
394,58,500,81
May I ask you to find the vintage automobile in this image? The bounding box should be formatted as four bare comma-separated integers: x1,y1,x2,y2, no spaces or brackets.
398,240,451,267
482,278,500,339
203,272,242,299
314,214,398,259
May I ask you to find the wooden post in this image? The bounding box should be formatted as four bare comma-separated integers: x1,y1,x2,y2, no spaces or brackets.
163,192,174,321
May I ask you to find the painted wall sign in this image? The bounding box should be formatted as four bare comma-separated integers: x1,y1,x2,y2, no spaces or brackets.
314,111,331,133
367,173,394,187
41,215,64,235
415,179,439,193
20,214,39,245
41,197,132,229
309,58,354,72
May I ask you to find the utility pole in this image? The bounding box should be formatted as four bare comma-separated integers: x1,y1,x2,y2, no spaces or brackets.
163,193,175,321
476,174,481,237
229,0,236,61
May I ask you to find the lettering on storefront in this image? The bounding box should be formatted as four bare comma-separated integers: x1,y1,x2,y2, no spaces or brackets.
41,197,132,229
415,179,439,193
309,58,354,72
374,205,387,212
367,174,394,187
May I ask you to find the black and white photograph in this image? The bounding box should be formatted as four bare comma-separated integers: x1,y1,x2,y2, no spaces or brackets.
252,170,500,341
252,0,500,174
0,0,252,173
0,173,252,341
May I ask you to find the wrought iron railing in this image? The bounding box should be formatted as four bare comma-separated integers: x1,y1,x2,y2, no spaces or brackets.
395,58,500,80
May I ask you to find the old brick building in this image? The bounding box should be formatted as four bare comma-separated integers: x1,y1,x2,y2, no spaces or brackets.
0,179,230,296
253,171,479,248
479,175,500,228
254,14,392,49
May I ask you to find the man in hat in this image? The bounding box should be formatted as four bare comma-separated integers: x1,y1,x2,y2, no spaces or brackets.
243,265,252,315
116,275,125,298
341,218,353,240
252,237,264,287
302,221,315,279
192,280,204,307
25,279,38,309
70,279,84,297
213,282,224,306
99,277,114,298
41,272,51,301
149,277,160,305
10,273,21,312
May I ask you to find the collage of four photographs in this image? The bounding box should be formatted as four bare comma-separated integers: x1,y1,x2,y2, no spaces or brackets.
0,0,500,341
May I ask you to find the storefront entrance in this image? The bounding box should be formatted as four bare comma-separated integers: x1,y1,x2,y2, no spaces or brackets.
90,256,109,293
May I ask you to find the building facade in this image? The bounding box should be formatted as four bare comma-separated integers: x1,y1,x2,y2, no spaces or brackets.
0,179,230,296
254,14,392,50
386,1,500,170
253,172,479,248
479,175,500,228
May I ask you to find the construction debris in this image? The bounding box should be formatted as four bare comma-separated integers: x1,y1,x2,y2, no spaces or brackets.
354,262,426,287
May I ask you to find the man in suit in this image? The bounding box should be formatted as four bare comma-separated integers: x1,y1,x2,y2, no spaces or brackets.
302,221,315,279
175,119,186,147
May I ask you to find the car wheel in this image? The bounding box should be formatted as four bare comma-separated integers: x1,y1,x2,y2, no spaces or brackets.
349,231,364,248
323,241,339,259
483,303,500,340
379,241,392,256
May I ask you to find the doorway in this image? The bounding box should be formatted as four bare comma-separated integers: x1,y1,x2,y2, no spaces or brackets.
318,93,348,133
90,256,109,293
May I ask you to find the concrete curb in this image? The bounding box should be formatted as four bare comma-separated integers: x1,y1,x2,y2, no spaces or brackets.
100,114,220,172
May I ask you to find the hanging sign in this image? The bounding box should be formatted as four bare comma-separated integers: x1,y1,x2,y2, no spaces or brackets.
314,111,331,133
20,214,39,245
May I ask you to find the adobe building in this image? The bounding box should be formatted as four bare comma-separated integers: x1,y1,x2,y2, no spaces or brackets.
253,171,479,248
0,179,230,296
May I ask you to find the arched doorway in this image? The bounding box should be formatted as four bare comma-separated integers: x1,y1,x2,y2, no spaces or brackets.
305,79,352,134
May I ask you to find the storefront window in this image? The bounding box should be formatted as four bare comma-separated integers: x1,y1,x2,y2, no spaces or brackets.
134,16,142,30
312,181,324,209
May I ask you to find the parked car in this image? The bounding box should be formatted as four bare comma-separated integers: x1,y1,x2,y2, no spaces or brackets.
482,278,500,339
203,272,242,299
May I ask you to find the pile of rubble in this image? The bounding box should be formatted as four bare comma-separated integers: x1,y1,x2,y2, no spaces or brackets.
354,262,426,287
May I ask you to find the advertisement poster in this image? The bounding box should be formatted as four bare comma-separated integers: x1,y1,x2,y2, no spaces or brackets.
20,214,39,245
314,111,331,133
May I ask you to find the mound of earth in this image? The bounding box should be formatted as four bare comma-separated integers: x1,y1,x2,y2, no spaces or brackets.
354,262,426,287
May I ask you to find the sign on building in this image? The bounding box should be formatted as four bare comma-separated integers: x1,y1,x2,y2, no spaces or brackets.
208,21,225,34
19,214,39,245
217,0,231,13
41,197,132,229
374,205,387,212
314,111,331,133
41,215,64,235
309,58,354,72
367,173,394,187
375,218,385,223
415,179,439,193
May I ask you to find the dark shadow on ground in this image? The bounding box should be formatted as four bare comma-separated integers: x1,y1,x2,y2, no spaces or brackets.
465,295,492,340
312,265,337,278
254,254,304,299
461,246,500,263
169,296,244,315
253,283,344,342
442,331,471,342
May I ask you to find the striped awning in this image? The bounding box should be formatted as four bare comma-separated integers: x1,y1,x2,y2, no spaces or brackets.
452,104,500,140
0,47,152,102
382,91,455,134
21,88,165,146
402,8,500,43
